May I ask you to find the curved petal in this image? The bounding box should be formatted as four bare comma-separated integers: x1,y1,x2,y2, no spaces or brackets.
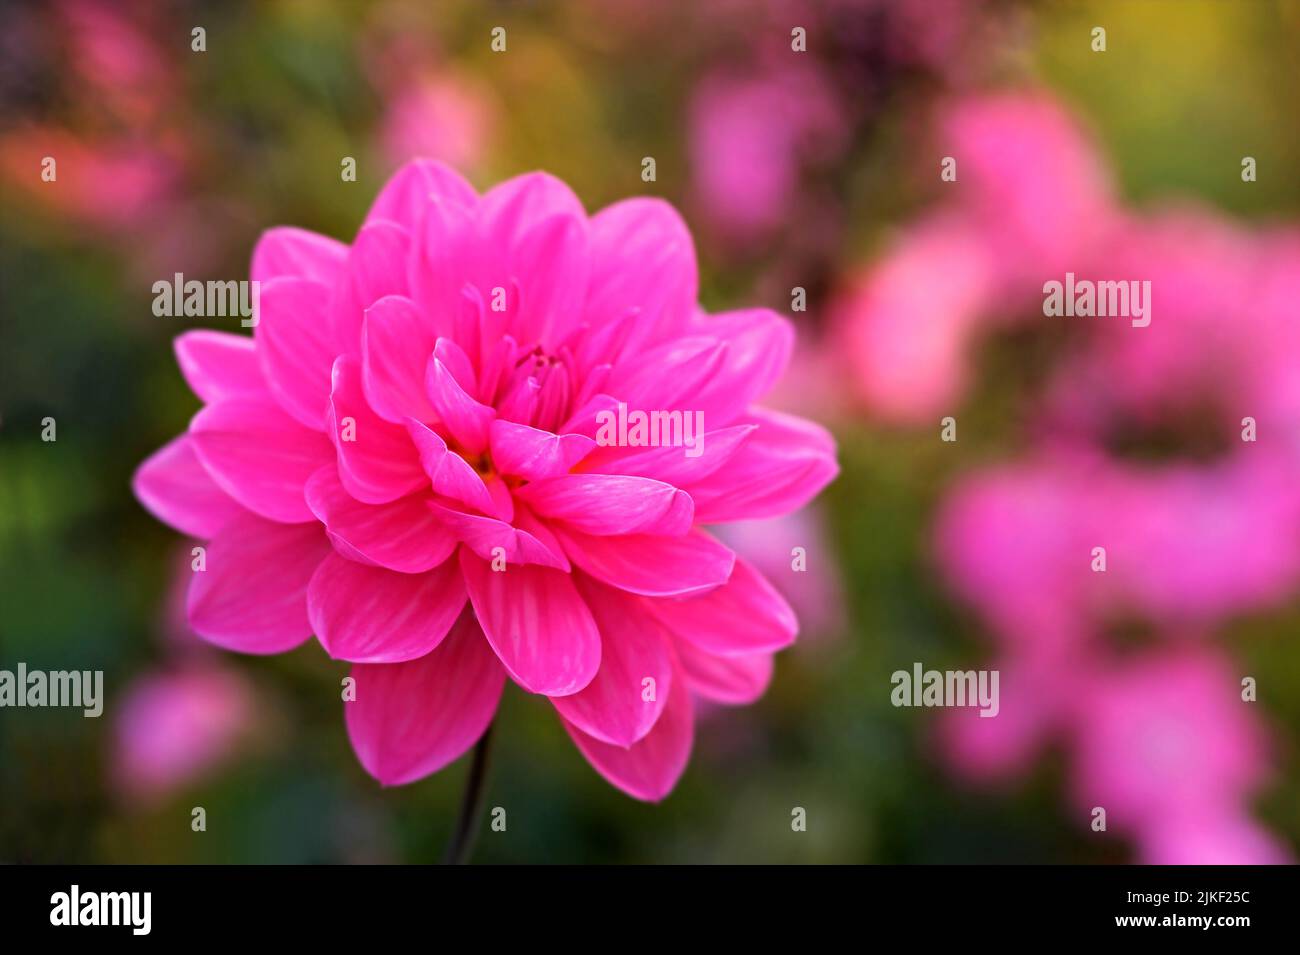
674,638,774,704
305,465,454,573
309,551,466,663
173,330,267,403
582,423,755,487
187,513,330,653
460,550,600,696
364,158,478,228
551,577,673,746
561,660,694,802
551,525,734,597
188,396,332,523
254,276,339,429
515,473,693,536
345,613,504,787
250,226,347,285
362,295,438,423
425,354,495,455
489,419,595,481
646,557,798,656
133,434,247,539
332,220,413,351
427,502,568,570
680,308,794,425
328,356,428,505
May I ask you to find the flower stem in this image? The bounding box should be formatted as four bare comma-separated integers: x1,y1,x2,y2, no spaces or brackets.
441,722,495,865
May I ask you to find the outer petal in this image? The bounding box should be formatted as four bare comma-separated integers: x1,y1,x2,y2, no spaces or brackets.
364,158,478,228
550,525,734,597
187,513,330,653
255,277,339,429
133,434,247,539
250,226,347,284
562,660,694,802
308,551,466,663
305,465,455,573
682,308,794,425
581,423,754,487
345,613,505,787
686,408,838,523
328,356,428,505
362,295,439,423
646,557,798,656
584,198,698,350
173,330,267,403
551,577,674,746
460,550,601,696
674,638,774,704
427,502,569,570
332,220,413,351
189,396,332,523
515,474,693,536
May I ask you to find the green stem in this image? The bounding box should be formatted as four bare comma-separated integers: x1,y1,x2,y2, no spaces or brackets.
441,722,495,865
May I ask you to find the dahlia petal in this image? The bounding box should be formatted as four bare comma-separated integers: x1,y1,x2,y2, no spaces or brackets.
187,513,330,653
683,308,794,424
550,525,734,597
515,474,693,536
364,158,478,228
686,409,838,523
250,226,347,284
674,638,774,705
551,577,674,746
308,552,466,663
332,221,413,351
189,397,332,523
254,276,338,429
562,662,694,802
173,330,267,403
304,465,454,573
507,212,590,350
433,336,478,395
582,423,755,486
328,356,428,504
480,171,586,244
345,613,504,787
428,502,569,570
648,557,797,656
407,422,496,514
460,550,601,696
409,197,483,343
489,419,595,481
585,198,698,348
617,338,728,413
425,354,495,455
362,295,438,423
133,434,246,539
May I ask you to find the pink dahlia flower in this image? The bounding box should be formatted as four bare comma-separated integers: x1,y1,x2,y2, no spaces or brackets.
133,160,838,801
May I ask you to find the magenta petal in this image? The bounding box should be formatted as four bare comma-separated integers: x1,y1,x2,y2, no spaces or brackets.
561,662,694,802
187,514,330,653
515,473,693,536
328,356,427,505
345,613,504,787
189,396,333,523
428,502,569,569
687,408,839,523
305,466,454,573
674,638,774,704
583,424,755,486
364,158,478,228
409,196,483,341
402,419,497,515
460,550,601,696
489,419,595,481
133,434,247,539
425,354,495,455
362,295,438,423
648,557,798,656
506,212,590,350
254,276,339,430
332,221,413,350
585,197,698,346
173,330,267,403
551,525,734,597
685,308,794,424
480,171,586,244
308,551,466,663
250,226,347,284
551,577,673,746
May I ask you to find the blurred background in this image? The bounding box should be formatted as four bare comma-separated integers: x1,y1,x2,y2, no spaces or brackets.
2,0,1298,863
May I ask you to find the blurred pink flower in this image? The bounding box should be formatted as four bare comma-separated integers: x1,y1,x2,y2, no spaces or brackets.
377,74,495,172
113,667,254,804
134,160,838,801
688,63,847,244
